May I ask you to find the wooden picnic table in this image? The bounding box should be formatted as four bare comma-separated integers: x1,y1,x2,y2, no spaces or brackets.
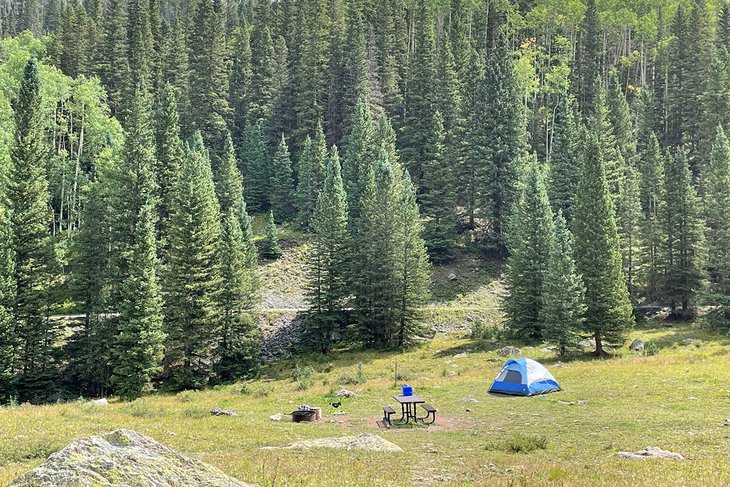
393,394,425,423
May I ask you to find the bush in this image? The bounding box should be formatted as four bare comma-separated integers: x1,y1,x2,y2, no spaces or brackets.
293,364,315,390
471,322,504,342
643,342,659,356
486,433,548,454
338,363,367,385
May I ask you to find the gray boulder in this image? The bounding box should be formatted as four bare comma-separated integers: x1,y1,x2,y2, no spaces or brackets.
497,346,521,357
266,433,402,453
617,446,684,461
11,429,255,487
629,339,644,352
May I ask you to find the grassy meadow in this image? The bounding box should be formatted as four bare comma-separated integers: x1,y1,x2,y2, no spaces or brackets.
2,320,730,486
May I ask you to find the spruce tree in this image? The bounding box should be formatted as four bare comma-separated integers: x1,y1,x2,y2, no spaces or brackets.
100,0,130,116
574,0,601,115
261,210,282,259
616,165,643,301
639,133,664,301
215,132,243,215
573,134,633,356
111,204,165,401
160,20,191,136
241,123,270,211
215,205,261,382
342,97,375,224
548,96,582,224
481,38,528,253
9,59,59,401
248,22,277,125
155,83,184,242
163,133,223,390
421,111,457,262
230,17,253,142
540,211,586,357
305,146,349,353
704,125,730,319
660,151,706,315
269,134,294,222
296,120,327,227
607,73,638,167
504,155,554,340
0,208,15,402
127,0,154,89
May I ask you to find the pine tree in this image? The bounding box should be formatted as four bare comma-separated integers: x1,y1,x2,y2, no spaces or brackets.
163,133,223,390
188,0,231,155
573,134,634,356
540,211,586,357
393,170,431,348
504,155,554,340
155,83,184,243
342,97,376,224
261,209,282,259
399,1,436,186
607,73,637,167
269,134,294,221
248,21,277,125
616,165,643,301
305,146,349,353
421,111,457,262
160,20,191,136
241,123,270,211
0,207,15,402
639,133,664,301
230,17,253,142
481,38,528,253
127,0,154,90
548,96,583,224
111,204,165,401
660,151,706,315
704,125,730,320
215,132,243,214
574,0,601,115
215,204,261,382
100,0,130,116
296,120,327,227
9,59,59,402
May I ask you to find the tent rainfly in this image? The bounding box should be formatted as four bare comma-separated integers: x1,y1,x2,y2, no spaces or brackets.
489,358,561,396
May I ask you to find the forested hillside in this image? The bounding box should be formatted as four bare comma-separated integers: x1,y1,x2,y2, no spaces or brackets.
0,0,729,404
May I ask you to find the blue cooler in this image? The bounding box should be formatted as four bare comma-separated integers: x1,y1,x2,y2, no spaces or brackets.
401,385,413,396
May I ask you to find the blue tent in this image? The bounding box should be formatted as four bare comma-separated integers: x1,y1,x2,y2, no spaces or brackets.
489,358,561,396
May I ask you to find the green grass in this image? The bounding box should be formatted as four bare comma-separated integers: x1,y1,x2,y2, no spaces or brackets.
3,321,730,486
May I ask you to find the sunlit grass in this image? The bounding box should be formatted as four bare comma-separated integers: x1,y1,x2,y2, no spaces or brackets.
2,321,730,486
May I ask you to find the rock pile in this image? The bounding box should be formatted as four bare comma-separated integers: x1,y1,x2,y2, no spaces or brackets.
11,429,255,487
617,446,684,460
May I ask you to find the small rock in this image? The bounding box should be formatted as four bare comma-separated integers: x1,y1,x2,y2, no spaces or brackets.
211,407,238,417
465,408,472,412
682,338,695,345
629,339,645,352
578,339,595,350
540,347,553,353
447,273,458,281
428,448,439,454
89,398,109,406
723,419,730,427
269,414,284,422
497,346,521,357
462,397,479,403
335,388,357,398
487,358,501,362
454,352,467,358
333,411,347,416
617,446,684,461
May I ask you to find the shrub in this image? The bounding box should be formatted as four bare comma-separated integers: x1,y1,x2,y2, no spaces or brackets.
338,363,367,385
643,342,659,356
293,364,315,390
486,433,548,454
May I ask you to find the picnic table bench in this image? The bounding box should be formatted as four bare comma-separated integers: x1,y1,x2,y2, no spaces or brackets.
383,395,437,425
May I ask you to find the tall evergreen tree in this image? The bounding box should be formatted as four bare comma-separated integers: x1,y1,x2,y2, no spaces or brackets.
504,155,554,340
188,0,231,155
111,204,165,401
660,151,706,315
296,121,327,227
155,84,184,243
573,134,633,356
616,165,643,301
248,22,277,125
704,125,730,319
305,146,349,353
607,74,637,167
241,123,270,211
342,97,375,225
9,59,59,402
269,134,294,221
261,209,282,259
481,38,528,253
0,208,15,402
160,20,191,136
548,96,582,224
639,133,665,301
163,133,223,390
100,0,130,116
230,17,253,142
215,132,243,215
574,0,601,115
540,211,586,357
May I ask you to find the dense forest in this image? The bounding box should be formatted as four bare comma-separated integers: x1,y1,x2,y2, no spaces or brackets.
0,0,729,403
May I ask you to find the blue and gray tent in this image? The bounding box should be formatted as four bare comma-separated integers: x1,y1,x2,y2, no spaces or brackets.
489,358,561,396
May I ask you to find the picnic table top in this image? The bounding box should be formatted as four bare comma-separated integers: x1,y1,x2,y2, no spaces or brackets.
393,394,425,404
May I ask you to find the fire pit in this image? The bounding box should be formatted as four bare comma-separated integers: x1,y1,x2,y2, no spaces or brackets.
291,410,317,423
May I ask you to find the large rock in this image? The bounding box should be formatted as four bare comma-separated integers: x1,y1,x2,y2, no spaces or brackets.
497,346,521,357
629,339,645,352
617,446,684,461
268,433,402,453
12,429,255,487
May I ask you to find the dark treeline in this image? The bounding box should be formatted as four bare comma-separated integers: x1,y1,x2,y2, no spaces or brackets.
0,0,729,401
